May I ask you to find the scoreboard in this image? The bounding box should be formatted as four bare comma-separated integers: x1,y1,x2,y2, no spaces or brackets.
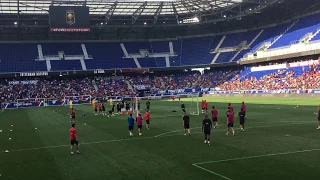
49,6,90,32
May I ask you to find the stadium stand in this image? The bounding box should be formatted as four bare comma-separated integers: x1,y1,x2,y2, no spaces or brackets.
269,13,320,49
1,13,320,72
1,56,320,103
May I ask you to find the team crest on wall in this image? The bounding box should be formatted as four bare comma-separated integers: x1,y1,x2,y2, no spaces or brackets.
66,10,75,25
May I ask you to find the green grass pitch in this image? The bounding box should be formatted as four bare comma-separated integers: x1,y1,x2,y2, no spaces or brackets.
0,97,320,180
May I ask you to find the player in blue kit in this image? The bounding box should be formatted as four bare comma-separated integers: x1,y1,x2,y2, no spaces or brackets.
128,114,135,136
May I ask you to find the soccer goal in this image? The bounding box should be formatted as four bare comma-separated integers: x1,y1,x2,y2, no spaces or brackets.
64,95,92,106
132,93,200,117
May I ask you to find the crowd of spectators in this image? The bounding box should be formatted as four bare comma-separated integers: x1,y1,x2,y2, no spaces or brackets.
95,76,134,97
219,65,320,90
1,60,320,102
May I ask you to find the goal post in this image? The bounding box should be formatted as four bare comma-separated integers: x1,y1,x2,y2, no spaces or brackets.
64,95,92,106
133,93,200,117
188,94,200,115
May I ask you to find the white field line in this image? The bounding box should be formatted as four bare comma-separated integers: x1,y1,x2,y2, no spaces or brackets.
154,121,315,137
1,121,315,154
193,148,320,165
192,148,320,180
192,164,232,180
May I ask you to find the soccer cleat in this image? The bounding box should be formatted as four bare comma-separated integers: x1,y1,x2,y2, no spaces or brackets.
188,133,191,136
204,140,207,144
71,152,75,155
207,141,210,145
226,133,229,136
317,127,320,130
184,133,187,136
77,151,81,154
139,133,142,136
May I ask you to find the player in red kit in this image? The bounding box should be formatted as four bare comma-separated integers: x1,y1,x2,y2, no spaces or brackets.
70,108,75,123
99,103,102,115
241,102,246,117
228,103,234,114
204,100,208,114
94,103,98,115
144,110,151,130
201,100,205,114
70,123,80,155
226,110,235,136
211,106,218,128
316,105,320,130
171,95,175,102
136,114,143,136
178,95,181,101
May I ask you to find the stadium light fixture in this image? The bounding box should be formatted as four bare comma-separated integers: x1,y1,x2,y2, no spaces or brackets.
14,22,17,25
144,22,147,25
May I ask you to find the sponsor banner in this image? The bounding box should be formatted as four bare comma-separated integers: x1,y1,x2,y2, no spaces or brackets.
20,72,48,77
121,68,149,73
134,85,151,90
251,64,286,72
288,60,320,68
204,93,320,98
208,89,320,94
50,28,90,32
48,100,64,106
8,80,39,85
4,102,44,109
152,88,212,94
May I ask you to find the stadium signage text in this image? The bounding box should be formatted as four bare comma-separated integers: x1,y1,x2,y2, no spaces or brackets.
94,69,105,74
134,85,151,90
20,72,48,77
8,80,39,85
50,28,91,32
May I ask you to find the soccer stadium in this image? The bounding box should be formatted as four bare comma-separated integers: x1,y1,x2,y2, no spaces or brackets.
1,0,320,179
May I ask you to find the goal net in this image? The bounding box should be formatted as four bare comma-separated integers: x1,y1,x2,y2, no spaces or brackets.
131,93,200,117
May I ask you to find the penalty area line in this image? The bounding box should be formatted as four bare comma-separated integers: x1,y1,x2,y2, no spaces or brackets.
192,148,320,180
192,164,232,180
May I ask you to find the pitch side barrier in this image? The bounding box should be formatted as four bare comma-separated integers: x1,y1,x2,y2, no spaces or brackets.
1,95,92,109
204,89,320,98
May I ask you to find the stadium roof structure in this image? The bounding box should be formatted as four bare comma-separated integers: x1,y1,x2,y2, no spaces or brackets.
0,0,320,41
0,0,280,25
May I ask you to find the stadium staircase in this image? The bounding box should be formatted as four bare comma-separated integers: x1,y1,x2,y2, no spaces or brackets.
267,20,299,49
125,80,135,93
37,45,44,60
92,80,99,92
159,77,166,88
309,28,320,42
211,36,226,64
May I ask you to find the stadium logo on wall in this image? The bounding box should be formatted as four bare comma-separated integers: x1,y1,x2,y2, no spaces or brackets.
66,10,75,25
